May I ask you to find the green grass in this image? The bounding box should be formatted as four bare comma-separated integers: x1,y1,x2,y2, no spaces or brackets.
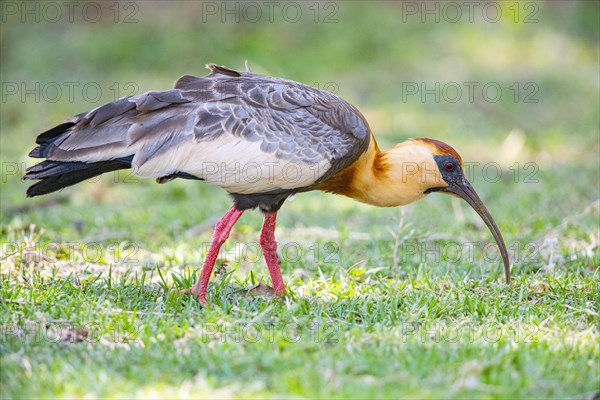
1,1,599,399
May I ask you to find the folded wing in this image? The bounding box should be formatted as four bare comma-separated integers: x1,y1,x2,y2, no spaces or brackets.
26,64,371,195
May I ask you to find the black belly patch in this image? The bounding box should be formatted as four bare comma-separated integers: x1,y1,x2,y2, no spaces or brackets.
231,189,298,212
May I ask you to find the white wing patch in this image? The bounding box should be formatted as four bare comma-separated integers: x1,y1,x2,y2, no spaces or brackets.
132,134,331,193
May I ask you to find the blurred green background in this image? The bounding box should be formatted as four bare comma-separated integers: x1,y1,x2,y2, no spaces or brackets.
1,1,598,212
1,1,599,398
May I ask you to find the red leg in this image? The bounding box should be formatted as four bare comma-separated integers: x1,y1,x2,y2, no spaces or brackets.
185,205,244,305
259,211,286,296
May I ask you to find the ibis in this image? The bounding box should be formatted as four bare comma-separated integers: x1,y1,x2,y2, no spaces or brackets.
24,64,511,305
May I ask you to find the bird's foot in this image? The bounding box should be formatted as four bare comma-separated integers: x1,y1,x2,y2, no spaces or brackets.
181,286,209,306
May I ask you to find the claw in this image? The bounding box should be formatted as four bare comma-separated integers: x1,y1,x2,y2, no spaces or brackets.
182,286,209,306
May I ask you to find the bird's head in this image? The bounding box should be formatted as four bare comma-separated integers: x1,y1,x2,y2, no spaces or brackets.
375,138,511,283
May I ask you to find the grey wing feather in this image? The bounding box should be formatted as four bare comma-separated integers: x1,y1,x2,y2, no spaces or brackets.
188,71,370,177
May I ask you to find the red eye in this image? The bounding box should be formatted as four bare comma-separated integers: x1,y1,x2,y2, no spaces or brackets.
444,162,454,172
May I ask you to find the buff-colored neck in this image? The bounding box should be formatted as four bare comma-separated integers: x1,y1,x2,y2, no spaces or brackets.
318,136,443,207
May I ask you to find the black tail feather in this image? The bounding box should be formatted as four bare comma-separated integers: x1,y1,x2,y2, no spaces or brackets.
29,123,74,159
29,114,87,159
25,160,94,179
25,156,133,197
35,121,77,145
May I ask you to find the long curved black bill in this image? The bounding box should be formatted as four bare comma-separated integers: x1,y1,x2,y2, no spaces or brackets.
445,179,511,283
